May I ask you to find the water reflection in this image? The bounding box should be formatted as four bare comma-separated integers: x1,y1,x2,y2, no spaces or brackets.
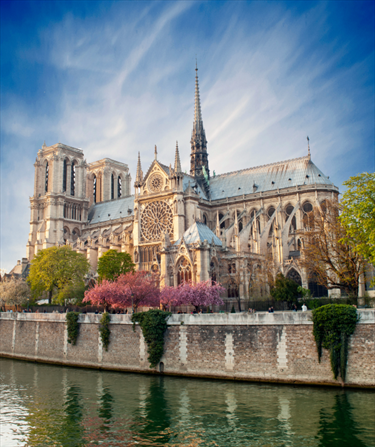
317,393,367,447
0,358,374,447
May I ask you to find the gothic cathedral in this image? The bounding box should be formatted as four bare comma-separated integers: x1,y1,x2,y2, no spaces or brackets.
26,67,339,299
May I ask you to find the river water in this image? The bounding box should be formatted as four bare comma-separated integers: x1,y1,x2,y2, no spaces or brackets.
1,358,374,447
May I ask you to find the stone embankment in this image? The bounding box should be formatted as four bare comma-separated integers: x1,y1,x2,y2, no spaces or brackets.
0,310,374,388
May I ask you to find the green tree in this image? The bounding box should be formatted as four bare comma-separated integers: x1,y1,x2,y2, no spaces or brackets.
340,173,375,270
27,246,90,304
270,273,299,305
97,249,135,282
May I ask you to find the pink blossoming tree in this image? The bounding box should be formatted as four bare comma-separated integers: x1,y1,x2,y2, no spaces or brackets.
83,271,160,311
177,280,225,312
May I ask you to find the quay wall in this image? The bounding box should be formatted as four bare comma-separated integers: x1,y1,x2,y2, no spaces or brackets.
0,311,374,388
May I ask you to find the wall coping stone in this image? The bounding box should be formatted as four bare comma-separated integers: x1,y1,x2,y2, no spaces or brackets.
1,309,374,325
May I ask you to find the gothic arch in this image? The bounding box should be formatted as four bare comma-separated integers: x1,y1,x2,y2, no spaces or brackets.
176,256,192,285
285,267,302,286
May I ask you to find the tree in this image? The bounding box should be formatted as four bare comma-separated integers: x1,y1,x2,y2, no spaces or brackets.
160,286,180,310
270,273,299,305
82,279,125,311
176,280,225,312
83,270,160,311
27,246,90,304
97,249,135,282
0,278,30,307
340,173,375,272
301,200,365,297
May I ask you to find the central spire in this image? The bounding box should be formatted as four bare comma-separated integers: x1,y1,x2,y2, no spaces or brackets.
190,63,209,183
194,62,203,133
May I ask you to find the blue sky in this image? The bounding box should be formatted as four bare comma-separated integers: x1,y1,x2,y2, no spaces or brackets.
1,0,374,272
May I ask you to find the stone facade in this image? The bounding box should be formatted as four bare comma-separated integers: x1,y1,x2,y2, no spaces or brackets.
1,310,374,388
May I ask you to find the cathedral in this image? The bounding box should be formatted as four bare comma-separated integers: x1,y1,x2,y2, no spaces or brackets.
26,67,340,299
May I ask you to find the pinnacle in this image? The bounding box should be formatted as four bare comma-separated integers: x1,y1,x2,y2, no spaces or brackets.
174,141,182,173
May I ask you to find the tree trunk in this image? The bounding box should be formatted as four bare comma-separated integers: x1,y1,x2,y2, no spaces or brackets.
48,290,52,304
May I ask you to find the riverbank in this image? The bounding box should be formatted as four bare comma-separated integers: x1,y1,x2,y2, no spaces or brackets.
1,310,374,388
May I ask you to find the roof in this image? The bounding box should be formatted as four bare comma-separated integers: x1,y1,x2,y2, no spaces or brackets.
88,195,135,224
174,221,222,246
182,174,207,198
209,155,334,201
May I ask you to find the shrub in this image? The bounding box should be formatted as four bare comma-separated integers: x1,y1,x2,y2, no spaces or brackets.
131,309,171,368
99,312,111,351
312,304,359,381
66,312,80,345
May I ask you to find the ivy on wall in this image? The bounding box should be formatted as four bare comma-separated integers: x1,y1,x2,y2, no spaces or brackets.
66,312,80,345
312,304,359,381
131,309,171,368
99,312,111,351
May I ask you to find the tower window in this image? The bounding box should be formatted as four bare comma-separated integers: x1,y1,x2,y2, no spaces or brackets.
118,176,122,198
45,162,49,193
111,173,114,200
62,159,67,192
93,175,97,203
71,163,76,196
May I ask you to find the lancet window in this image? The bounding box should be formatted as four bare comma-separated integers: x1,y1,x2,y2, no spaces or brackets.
62,159,67,192
177,258,192,285
111,174,114,200
118,176,122,198
93,175,97,203
285,205,296,233
45,162,49,193
70,162,76,196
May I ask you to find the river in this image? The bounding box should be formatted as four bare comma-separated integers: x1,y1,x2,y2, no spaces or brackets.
0,358,374,446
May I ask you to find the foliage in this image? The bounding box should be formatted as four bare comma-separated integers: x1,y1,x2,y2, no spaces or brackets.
83,271,160,311
176,280,225,312
99,312,111,351
28,246,90,304
270,273,299,304
297,286,312,300
0,278,30,306
97,249,135,282
231,305,236,313
340,173,375,281
159,285,180,310
131,309,171,368
312,304,359,381
66,312,80,345
301,200,365,297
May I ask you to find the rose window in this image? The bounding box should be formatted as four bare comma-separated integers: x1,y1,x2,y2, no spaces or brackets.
141,201,173,241
148,173,164,193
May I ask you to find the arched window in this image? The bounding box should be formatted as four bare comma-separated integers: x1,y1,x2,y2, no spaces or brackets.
118,176,122,198
268,206,275,236
203,214,207,225
302,201,313,229
219,213,225,229
93,175,97,203
177,258,192,285
70,162,76,196
62,159,67,192
45,162,49,193
63,204,67,218
239,221,243,232
286,204,296,233
111,173,114,200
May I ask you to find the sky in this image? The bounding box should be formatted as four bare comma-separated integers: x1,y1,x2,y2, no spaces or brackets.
1,0,374,272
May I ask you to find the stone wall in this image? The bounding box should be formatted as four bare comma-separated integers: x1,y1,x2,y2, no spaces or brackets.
0,310,374,388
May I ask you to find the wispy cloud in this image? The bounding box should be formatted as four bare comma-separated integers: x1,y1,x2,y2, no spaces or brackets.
1,1,373,271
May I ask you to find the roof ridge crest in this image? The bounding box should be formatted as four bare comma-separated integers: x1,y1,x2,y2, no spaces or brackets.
213,155,310,178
